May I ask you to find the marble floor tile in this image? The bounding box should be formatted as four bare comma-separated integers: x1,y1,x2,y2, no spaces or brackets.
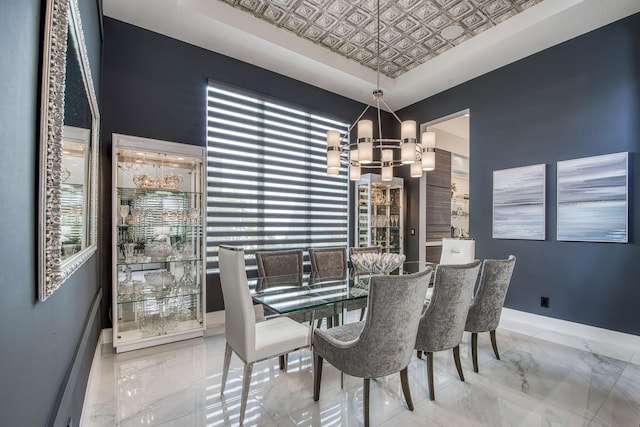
475,336,626,419
534,330,636,363
592,363,640,427
82,326,639,427
413,372,597,427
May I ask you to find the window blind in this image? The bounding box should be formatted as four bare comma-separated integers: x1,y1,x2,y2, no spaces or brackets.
206,80,350,271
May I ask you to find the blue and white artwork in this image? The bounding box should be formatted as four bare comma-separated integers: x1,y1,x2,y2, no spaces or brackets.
557,152,628,243
493,164,546,240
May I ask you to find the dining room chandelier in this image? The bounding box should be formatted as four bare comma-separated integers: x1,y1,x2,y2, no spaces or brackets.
325,0,436,181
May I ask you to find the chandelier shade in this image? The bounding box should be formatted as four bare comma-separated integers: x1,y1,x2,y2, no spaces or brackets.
325,0,435,180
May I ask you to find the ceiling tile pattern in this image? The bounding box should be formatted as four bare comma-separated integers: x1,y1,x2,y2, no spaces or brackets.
219,0,543,78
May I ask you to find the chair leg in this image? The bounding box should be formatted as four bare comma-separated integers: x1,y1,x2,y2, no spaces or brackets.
490,330,500,360
239,362,254,425
471,332,479,373
316,318,322,329
426,352,435,401
400,367,414,411
453,345,464,382
221,342,232,394
313,352,323,401
327,316,333,328
359,308,366,321
279,353,289,370
363,378,371,427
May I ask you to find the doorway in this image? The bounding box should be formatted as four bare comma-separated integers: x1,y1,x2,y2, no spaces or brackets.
418,110,470,263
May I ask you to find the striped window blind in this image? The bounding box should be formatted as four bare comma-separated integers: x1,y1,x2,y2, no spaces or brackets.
206,80,350,272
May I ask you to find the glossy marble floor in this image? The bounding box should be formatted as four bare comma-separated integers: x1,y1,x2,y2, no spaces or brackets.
82,316,640,426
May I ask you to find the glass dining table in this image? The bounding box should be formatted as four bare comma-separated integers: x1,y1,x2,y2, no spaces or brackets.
248,261,433,324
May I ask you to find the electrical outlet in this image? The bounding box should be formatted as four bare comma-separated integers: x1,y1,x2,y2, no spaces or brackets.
540,296,549,308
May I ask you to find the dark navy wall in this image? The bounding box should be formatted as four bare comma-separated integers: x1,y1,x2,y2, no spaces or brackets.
399,13,640,335
101,18,372,315
0,0,102,426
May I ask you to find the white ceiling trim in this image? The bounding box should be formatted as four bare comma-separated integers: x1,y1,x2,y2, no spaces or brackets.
104,0,640,110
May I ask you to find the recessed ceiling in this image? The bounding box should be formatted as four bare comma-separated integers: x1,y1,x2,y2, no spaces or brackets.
216,0,544,79
103,0,640,109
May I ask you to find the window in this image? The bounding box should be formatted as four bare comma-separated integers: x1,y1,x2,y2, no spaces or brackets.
206,80,350,271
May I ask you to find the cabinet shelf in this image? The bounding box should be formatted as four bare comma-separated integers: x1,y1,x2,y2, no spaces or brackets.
116,257,203,267
116,289,202,305
118,187,201,199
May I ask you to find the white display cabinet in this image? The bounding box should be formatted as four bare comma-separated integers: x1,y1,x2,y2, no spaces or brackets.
112,134,206,353
355,173,404,254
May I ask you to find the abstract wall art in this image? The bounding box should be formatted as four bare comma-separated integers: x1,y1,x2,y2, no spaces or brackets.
557,152,628,243
493,164,546,240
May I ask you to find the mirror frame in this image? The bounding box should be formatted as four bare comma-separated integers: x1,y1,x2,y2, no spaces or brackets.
39,0,99,301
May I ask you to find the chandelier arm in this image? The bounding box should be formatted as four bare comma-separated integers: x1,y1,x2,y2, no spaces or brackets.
348,103,372,134
380,98,403,124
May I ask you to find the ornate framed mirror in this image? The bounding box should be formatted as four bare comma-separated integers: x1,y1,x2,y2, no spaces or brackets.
39,0,99,301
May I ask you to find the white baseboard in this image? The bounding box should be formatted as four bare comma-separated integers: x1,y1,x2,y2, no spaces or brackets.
500,308,640,353
80,327,111,426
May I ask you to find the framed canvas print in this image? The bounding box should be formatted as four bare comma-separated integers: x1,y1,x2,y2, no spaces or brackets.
557,152,628,243
493,164,546,240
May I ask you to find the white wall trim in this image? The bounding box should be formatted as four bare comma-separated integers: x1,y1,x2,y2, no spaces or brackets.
501,308,640,353
80,327,111,426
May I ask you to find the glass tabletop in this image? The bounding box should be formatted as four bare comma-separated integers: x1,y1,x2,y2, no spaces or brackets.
249,261,432,315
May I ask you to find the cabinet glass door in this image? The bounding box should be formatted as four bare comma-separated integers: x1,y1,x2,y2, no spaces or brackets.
113,135,206,352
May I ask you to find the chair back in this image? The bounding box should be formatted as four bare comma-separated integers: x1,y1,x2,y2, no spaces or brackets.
255,248,304,289
465,255,516,333
440,238,475,265
219,245,256,360
340,268,433,378
416,260,481,352
308,247,348,272
350,246,382,256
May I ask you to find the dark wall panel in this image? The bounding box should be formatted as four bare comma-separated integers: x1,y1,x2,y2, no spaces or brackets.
0,0,102,425
101,18,370,314
398,13,640,335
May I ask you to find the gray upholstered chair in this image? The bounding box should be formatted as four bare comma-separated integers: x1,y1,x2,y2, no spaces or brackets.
219,246,310,425
309,246,348,272
313,268,433,427
465,255,516,372
255,248,304,289
308,247,348,328
415,260,481,400
255,249,307,322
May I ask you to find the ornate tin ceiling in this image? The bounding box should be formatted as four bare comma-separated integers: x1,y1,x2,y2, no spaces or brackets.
218,0,544,78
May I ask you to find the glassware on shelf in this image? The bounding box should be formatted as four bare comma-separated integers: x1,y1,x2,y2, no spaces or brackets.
144,271,175,291
145,241,172,260
187,207,200,224
123,243,136,263
119,204,130,225
130,207,142,224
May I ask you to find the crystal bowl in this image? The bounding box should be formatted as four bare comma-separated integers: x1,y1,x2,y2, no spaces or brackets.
350,252,406,275
145,242,172,259
144,271,175,288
